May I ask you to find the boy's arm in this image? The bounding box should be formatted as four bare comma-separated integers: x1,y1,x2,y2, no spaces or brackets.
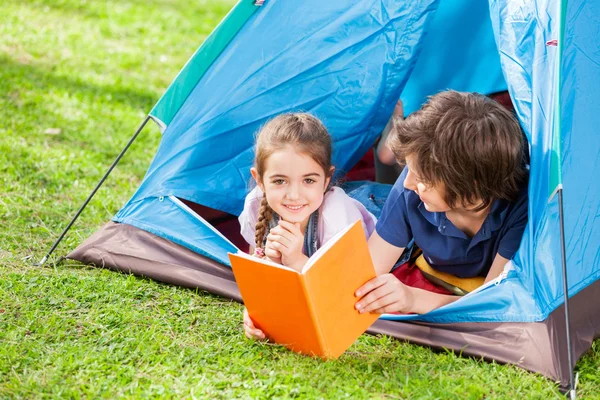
357,252,513,315
484,253,510,284
368,230,404,275
376,100,404,166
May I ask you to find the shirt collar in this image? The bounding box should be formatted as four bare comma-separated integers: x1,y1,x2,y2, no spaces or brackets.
418,198,510,240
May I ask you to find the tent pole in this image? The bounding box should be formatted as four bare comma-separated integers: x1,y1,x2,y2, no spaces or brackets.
558,188,576,399
36,116,152,267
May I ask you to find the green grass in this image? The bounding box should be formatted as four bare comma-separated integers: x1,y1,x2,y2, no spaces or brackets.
1,0,599,398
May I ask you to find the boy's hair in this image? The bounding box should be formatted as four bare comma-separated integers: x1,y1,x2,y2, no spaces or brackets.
388,90,527,211
253,113,333,249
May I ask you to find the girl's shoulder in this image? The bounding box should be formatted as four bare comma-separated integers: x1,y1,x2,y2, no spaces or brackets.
238,186,263,247
318,186,377,244
322,186,360,207
243,185,263,208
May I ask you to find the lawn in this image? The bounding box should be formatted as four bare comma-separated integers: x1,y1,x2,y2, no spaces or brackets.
1,0,599,398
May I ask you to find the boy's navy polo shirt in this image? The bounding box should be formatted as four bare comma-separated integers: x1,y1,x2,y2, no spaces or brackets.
376,168,528,278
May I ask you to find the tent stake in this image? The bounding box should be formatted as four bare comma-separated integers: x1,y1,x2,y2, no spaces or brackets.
36,116,151,267
558,188,576,399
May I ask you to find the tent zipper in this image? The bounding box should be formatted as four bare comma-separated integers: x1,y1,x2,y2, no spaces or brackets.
465,262,513,297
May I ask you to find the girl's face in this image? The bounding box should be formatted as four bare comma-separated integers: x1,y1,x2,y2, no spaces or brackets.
403,155,451,213
252,146,331,226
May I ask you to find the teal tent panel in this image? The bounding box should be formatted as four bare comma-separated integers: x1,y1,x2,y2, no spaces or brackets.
553,0,600,307
149,0,260,128
492,0,600,318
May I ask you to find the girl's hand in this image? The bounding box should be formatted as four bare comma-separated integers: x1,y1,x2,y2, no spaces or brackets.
264,236,282,264
243,307,266,340
267,220,308,272
354,274,415,314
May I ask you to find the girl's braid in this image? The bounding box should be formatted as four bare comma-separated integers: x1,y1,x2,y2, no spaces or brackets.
254,194,273,256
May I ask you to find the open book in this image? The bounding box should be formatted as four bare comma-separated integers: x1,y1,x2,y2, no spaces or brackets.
229,220,379,359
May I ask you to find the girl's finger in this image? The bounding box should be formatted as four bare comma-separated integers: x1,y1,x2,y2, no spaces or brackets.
271,241,296,258
244,325,266,340
243,308,253,326
264,247,281,260
278,220,302,236
267,232,292,246
268,240,288,252
271,225,297,241
246,323,266,339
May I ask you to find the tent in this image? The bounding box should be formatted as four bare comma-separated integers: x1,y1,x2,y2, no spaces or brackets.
52,0,600,392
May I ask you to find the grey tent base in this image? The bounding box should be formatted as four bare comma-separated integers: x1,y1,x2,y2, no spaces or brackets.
68,222,600,389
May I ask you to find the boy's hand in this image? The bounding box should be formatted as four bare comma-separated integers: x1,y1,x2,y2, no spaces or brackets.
267,220,308,272
354,274,415,314
243,307,266,340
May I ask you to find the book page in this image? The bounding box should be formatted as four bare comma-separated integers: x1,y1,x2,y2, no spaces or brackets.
232,250,298,273
301,220,360,274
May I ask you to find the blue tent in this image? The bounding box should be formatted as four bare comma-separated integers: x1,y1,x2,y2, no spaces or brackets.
64,0,600,390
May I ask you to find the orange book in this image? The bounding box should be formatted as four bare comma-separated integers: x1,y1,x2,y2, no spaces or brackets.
229,220,379,359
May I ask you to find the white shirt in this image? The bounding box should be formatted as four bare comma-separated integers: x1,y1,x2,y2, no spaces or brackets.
238,186,377,249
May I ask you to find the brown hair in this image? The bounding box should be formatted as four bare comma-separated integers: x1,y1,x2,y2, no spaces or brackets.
387,90,527,211
253,113,333,249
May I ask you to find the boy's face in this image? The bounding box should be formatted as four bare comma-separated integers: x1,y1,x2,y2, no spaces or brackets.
403,155,451,213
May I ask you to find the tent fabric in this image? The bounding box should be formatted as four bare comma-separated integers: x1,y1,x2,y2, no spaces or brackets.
68,0,600,386
68,222,600,388
490,0,600,319
117,0,441,218
111,0,529,324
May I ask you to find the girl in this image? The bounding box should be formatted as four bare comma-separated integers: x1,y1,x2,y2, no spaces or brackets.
238,113,377,339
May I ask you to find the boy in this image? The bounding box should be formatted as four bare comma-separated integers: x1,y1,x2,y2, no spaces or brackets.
355,91,528,314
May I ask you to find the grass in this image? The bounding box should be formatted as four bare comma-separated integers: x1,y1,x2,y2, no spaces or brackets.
1,0,599,398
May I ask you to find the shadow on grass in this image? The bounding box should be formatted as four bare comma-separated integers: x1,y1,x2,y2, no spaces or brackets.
6,0,235,23
0,55,158,113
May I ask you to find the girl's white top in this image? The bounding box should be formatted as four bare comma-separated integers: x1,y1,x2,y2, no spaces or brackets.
239,186,377,249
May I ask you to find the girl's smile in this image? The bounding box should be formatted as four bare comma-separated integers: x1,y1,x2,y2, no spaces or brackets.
283,204,307,212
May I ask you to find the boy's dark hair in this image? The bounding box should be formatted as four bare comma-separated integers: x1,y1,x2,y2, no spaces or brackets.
388,90,527,211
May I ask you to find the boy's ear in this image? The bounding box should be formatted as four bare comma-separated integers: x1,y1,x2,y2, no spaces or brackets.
250,167,265,191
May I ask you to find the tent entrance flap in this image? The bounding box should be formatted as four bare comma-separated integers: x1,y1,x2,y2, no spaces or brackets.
168,196,239,251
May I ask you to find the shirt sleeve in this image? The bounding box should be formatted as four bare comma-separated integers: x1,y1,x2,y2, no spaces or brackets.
238,186,263,248
497,192,529,259
319,187,378,247
375,168,413,248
